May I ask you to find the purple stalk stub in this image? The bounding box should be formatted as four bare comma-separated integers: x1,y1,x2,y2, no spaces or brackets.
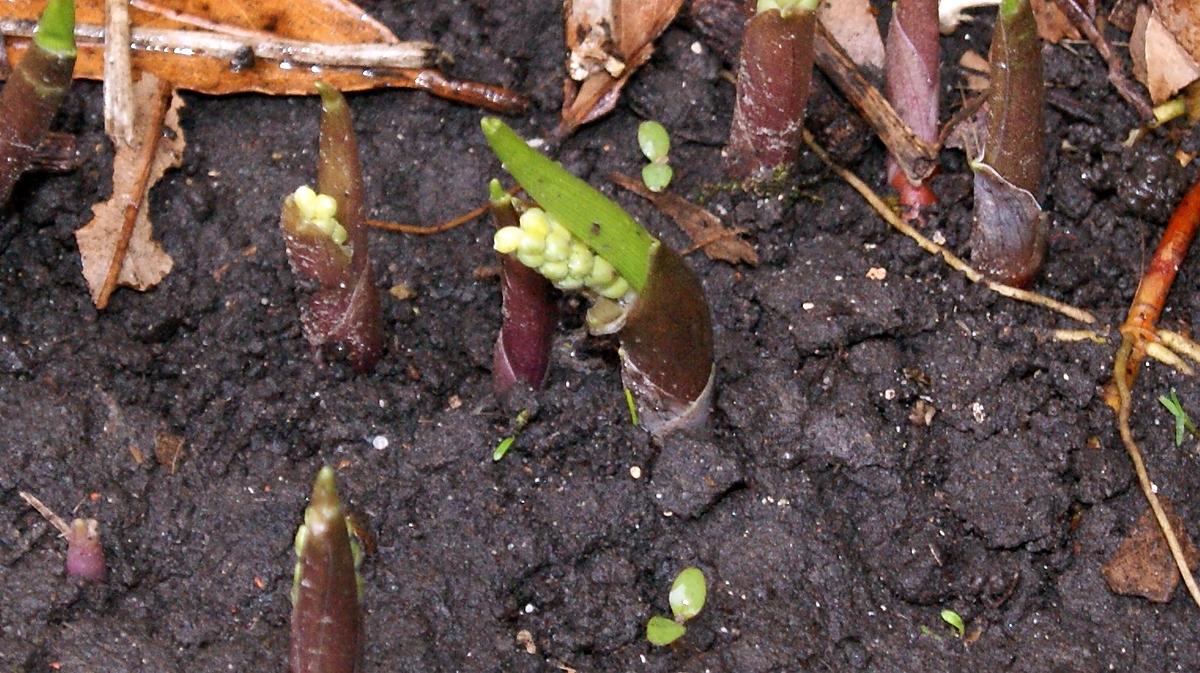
65,518,106,583
970,0,1046,287
618,243,714,435
280,84,383,372
491,194,556,395
725,6,816,180
884,0,940,214
291,467,362,673
0,37,76,206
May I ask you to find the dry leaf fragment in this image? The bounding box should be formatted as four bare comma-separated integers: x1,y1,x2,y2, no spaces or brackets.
75,72,179,307
609,172,757,266
1130,4,1200,104
959,49,990,92
560,0,684,137
1030,0,1080,44
1102,498,1200,602
818,0,884,71
1154,0,1200,63
154,430,185,473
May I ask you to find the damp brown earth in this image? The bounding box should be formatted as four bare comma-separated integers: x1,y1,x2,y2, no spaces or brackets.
3,1,1200,671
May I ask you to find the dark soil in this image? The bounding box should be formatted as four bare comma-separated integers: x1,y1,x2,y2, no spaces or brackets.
3,1,1200,671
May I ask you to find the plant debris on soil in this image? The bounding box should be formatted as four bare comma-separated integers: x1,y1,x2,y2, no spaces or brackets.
4,1,1200,671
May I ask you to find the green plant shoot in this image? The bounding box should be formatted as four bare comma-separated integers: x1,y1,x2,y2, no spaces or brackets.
624,388,640,427
638,121,670,161
940,609,965,637
481,117,654,292
646,615,687,646
641,163,674,193
669,567,707,621
1158,389,1198,447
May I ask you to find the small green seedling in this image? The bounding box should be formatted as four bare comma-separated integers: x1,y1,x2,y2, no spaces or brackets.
646,566,708,647
492,409,532,462
1158,389,1198,447
637,121,673,192
940,608,965,637
624,388,640,427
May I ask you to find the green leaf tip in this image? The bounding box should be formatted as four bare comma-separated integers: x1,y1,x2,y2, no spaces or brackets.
33,0,76,56
488,178,507,205
999,0,1025,19
480,117,655,293
315,81,346,112
308,466,342,517
646,615,686,646
940,609,965,637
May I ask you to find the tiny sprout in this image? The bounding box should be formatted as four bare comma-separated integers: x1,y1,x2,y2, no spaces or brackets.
637,121,673,193
647,566,708,647
1158,389,1198,447
669,567,707,621
641,163,674,193
493,436,515,462
940,608,965,637
624,387,640,427
638,121,670,162
646,615,687,646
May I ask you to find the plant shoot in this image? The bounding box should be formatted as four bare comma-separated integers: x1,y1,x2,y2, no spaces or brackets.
291,466,363,673
647,566,709,647
482,118,713,436
0,0,77,206
280,83,384,372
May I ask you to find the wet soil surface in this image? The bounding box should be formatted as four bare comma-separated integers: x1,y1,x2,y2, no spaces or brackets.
3,1,1200,671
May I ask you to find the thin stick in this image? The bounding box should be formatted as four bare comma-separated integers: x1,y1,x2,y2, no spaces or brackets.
103,0,135,146
812,20,938,183
367,203,490,235
96,77,171,309
18,491,71,537
0,19,439,70
1113,336,1200,609
1052,0,1154,122
801,129,1096,324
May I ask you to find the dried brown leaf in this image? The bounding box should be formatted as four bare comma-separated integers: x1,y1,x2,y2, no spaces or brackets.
560,0,684,136
1154,0,1200,63
75,72,179,306
1030,0,1080,44
1102,498,1200,603
609,172,757,266
959,49,990,92
818,0,884,71
1131,5,1200,104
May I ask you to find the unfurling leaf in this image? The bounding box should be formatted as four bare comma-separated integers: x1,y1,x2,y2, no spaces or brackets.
75,72,179,306
281,84,383,372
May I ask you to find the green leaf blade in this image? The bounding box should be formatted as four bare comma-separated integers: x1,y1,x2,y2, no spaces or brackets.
669,567,707,621
646,615,686,646
480,118,654,292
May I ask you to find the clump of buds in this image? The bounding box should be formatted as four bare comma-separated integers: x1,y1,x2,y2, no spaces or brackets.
494,207,632,300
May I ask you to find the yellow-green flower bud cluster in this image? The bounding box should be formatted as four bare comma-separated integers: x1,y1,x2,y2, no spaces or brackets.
494,207,633,300
293,185,349,246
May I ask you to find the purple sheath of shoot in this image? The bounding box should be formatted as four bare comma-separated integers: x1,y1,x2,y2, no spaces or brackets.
280,83,383,372
884,0,940,219
619,243,714,435
970,0,1046,287
291,467,362,673
65,518,106,582
725,1,817,181
490,183,556,395
0,0,76,205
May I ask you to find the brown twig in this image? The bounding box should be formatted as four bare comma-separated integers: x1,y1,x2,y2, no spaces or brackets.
369,185,521,236
1051,0,1154,122
812,20,938,183
96,77,172,310
18,491,71,537
367,202,488,235
802,129,1095,324
103,0,134,146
